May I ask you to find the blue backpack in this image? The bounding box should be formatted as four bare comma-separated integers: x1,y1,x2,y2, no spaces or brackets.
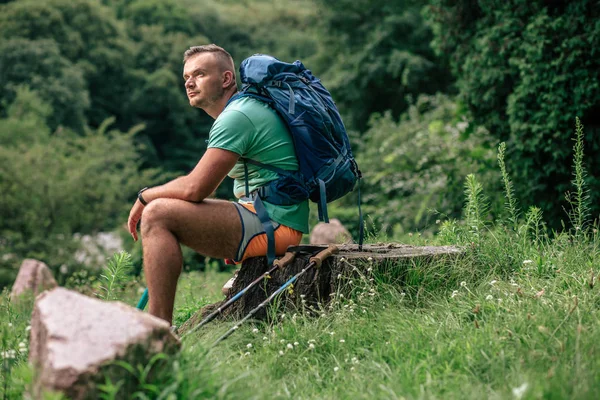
227,54,363,264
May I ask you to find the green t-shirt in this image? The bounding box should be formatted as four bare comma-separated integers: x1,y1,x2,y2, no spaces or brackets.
207,97,309,233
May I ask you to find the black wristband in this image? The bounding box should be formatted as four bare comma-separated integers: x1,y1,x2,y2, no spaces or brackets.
137,187,149,206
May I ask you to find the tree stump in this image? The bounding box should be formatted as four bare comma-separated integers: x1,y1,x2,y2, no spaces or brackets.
179,244,462,334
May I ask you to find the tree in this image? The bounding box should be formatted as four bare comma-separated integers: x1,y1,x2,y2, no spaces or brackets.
0,0,134,130
356,94,499,235
427,0,600,226
0,38,89,131
311,0,453,132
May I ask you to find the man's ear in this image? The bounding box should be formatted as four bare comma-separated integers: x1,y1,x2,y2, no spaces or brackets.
222,70,234,88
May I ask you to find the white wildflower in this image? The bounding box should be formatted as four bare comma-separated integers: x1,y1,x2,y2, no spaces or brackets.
522,260,533,265
287,343,293,349
309,343,315,349
25,326,31,332
339,339,345,343
486,295,493,300
512,383,528,399
334,367,339,372
330,331,335,335
59,264,68,274
337,274,342,279
367,267,373,272
244,352,250,357
8,323,13,328
300,294,306,298
279,350,284,356
489,280,497,285
451,290,459,298
294,342,299,346
280,339,286,344
246,343,252,349
460,281,467,287
263,336,268,341
252,328,259,333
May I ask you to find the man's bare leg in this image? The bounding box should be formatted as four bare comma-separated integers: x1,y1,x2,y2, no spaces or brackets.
140,198,242,324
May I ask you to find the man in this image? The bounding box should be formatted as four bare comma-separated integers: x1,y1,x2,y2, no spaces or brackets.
127,45,309,325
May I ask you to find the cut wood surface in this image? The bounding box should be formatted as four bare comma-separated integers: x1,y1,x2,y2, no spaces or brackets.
179,244,463,335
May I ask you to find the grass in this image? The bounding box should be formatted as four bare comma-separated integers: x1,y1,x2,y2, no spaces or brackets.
1,119,599,398
5,229,597,399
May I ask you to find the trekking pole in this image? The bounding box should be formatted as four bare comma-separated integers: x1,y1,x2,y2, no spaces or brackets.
136,288,149,310
181,251,297,340
212,244,338,346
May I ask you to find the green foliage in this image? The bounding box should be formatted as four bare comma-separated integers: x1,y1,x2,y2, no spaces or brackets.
123,0,197,35
0,290,36,400
0,0,134,129
99,252,134,301
0,38,89,131
566,117,591,236
312,0,452,131
463,174,490,239
426,0,600,226
353,94,499,237
0,91,157,290
497,142,520,231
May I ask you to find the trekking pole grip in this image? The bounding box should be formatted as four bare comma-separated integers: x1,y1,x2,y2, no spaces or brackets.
309,244,339,268
273,251,296,268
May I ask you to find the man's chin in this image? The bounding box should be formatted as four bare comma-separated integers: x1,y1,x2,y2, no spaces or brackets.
189,98,202,108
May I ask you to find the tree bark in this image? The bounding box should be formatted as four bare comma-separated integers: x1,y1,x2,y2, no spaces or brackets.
179,244,462,334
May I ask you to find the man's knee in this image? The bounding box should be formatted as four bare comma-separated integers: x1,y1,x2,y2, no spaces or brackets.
141,198,174,234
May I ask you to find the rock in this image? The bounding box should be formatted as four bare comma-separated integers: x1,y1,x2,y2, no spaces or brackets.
29,287,180,399
309,218,353,244
10,259,58,300
73,232,124,268
179,243,463,334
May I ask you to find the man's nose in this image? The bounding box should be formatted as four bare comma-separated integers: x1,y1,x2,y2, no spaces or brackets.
185,77,195,89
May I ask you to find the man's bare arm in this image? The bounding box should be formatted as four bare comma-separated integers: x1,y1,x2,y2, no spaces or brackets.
139,148,240,204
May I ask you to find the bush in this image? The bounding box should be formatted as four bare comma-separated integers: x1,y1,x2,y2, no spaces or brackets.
353,94,500,237
0,89,157,290
426,0,600,227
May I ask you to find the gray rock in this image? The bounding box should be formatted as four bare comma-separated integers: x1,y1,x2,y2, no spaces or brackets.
10,259,58,300
29,288,180,399
73,232,124,268
309,218,353,244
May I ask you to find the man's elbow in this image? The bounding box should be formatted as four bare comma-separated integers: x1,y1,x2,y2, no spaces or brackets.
184,183,204,203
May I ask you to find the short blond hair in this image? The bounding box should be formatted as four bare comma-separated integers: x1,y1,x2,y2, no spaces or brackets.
184,44,235,72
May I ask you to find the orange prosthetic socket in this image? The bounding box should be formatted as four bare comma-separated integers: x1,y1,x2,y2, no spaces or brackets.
233,203,302,264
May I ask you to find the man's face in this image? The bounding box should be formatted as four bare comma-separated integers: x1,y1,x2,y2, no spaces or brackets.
183,53,226,109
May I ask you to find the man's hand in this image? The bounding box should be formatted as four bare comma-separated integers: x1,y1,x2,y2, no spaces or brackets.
128,199,144,241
